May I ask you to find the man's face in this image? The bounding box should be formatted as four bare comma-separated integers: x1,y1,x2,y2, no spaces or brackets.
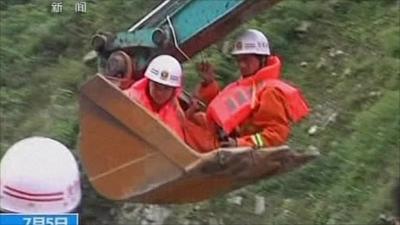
148,80,175,106
235,54,261,77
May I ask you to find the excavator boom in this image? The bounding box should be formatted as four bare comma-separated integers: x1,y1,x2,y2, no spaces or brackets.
94,0,282,72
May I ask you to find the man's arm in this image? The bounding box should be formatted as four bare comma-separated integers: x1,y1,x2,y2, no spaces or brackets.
237,87,291,147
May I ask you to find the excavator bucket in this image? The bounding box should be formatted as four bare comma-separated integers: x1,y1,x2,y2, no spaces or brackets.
79,75,318,203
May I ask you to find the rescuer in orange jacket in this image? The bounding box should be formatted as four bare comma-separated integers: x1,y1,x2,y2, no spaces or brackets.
124,55,218,153
194,29,310,148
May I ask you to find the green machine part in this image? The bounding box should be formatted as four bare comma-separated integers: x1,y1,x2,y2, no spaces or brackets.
94,0,281,73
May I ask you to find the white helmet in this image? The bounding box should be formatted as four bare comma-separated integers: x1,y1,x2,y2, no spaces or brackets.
231,29,270,55
0,137,81,213
144,55,182,87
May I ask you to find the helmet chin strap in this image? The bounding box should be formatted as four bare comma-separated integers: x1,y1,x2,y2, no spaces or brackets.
259,55,269,69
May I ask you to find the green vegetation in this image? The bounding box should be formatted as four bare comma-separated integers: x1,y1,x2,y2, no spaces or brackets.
1,0,399,224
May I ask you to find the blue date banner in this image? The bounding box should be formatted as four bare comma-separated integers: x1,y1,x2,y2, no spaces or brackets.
0,213,79,225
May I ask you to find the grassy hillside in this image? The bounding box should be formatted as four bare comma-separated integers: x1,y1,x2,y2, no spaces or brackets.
0,0,162,152
1,0,399,225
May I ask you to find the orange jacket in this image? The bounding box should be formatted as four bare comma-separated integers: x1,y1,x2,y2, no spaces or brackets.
124,78,185,139
196,56,293,147
124,78,218,153
180,112,219,153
